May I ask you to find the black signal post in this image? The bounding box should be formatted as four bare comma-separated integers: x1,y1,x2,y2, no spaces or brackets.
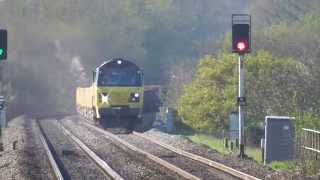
232,14,251,159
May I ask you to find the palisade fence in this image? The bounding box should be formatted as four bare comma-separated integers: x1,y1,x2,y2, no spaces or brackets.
296,128,320,161
301,128,320,154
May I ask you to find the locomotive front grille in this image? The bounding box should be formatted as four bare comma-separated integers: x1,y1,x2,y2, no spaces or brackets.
108,91,130,104
110,105,129,109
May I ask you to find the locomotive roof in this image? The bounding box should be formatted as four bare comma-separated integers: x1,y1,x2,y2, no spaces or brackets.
95,58,140,70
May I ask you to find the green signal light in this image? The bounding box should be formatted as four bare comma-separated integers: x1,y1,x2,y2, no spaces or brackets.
0,29,7,60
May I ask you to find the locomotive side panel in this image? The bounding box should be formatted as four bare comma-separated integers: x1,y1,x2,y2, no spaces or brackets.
76,86,94,114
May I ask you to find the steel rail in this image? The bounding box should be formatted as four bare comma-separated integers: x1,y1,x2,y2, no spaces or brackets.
58,121,124,180
36,121,64,180
133,131,261,180
83,122,201,180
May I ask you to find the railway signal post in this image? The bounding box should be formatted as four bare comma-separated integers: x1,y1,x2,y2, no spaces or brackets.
0,29,7,151
232,14,251,158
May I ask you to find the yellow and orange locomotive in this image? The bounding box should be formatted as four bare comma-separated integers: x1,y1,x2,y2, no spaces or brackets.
76,58,144,124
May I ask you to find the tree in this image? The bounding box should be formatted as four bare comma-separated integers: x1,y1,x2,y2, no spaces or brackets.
177,51,305,135
0,0,250,117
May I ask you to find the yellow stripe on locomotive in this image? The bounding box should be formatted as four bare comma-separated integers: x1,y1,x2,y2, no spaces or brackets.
94,86,144,119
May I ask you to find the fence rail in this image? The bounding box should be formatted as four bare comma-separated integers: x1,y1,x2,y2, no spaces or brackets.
302,128,320,153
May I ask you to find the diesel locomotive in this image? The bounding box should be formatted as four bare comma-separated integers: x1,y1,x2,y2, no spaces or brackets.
76,58,144,124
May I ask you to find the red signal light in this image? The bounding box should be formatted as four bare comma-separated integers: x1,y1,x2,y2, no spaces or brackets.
237,42,246,51
236,41,247,53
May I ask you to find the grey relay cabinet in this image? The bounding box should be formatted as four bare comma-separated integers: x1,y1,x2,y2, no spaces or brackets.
264,116,294,164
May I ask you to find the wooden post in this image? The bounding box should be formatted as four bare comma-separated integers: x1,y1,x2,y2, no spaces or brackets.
230,141,234,151
224,138,229,149
0,127,3,151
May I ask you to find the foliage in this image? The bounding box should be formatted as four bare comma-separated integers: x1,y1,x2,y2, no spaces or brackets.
252,11,320,118
251,7,320,134
177,54,236,132
270,160,320,175
178,51,303,134
291,111,320,135
0,0,248,83
250,0,320,28
0,0,248,117
300,159,320,176
176,2,320,175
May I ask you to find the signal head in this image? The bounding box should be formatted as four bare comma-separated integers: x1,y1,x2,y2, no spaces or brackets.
232,23,250,54
0,29,7,60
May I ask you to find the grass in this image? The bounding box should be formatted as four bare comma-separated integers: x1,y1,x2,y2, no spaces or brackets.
187,134,263,163
246,147,262,163
270,161,296,172
186,134,319,176
188,134,232,155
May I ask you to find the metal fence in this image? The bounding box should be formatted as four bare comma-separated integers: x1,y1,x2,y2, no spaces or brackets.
302,128,320,153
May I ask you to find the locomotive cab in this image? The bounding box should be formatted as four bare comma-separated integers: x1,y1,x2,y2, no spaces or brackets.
92,59,144,121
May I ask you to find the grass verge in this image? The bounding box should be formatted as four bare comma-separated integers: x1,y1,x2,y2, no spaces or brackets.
187,134,262,163
269,161,296,172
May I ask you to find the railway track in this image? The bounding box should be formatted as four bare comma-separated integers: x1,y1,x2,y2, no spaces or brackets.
37,116,262,179
82,121,200,180
36,119,123,180
82,121,260,180
131,132,261,180
37,121,64,180
61,118,185,179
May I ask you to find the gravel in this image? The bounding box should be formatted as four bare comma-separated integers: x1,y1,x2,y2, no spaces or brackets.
62,116,183,180
1,113,316,180
0,116,54,180
119,134,238,180
39,119,109,180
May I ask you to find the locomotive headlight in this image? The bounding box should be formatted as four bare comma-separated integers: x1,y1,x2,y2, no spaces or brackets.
129,92,140,102
101,93,110,104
